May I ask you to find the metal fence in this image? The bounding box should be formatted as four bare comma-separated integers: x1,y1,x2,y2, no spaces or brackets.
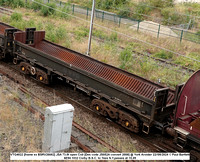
27,0,200,44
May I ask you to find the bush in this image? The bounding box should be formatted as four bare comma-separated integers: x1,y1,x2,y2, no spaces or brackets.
11,12,22,21
132,2,152,20
56,3,71,19
31,0,42,11
161,7,189,25
117,6,131,17
153,50,173,59
0,0,6,6
41,3,56,16
184,3,200,16
12,0,25,8
0,0,25,8
96,0,130,10
148,0,174,8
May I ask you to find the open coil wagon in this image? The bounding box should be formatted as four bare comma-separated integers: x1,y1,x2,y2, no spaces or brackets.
0,22,176,134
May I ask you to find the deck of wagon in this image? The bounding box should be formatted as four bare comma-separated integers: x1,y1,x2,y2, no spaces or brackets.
33,40,174,103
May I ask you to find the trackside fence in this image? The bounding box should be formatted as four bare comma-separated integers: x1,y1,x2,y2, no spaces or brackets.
26,0,200,44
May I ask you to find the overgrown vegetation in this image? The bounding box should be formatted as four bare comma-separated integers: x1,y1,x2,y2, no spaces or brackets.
67,0,199,27
0,0,25,8
41,2,56,16
153,50,173,59
119,46,133,70
11,12,22,21
161,7,190,25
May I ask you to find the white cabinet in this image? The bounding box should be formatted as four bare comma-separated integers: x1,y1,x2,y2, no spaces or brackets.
42,104,74,152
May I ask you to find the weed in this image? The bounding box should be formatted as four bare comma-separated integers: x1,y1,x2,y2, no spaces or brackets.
55,26,67,40
74,26,89,40
0,15,9,23
36,21,44,30
30,0,42,11
0,0,25,8
56,3,71,20
119,46,133,69
132,2,152,20
109,32,118,42
11,12,23,21
173,52,200,70
161,7,190,25
27,19,36,28
153,50,173,59
93,29,107,39
10,20,26,30
62,39,71,48
148,0,174,8
41,3,56,16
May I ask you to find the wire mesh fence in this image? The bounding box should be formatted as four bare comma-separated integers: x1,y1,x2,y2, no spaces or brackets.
27,0,200,44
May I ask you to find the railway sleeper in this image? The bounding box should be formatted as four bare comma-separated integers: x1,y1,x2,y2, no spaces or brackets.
91,99,139,133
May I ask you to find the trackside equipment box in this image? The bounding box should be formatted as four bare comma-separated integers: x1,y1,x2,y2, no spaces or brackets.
42,104,74,152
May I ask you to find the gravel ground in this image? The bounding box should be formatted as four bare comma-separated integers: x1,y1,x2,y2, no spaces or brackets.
0,80,43,161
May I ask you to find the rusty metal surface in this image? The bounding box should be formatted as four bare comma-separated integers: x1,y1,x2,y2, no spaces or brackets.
34,41,174,103
0,23,9,35
14,31,26,44
0,22,15,35
33,31,45,45
14,31,45,45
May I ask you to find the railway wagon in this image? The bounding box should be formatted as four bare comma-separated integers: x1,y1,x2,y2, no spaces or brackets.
0,23,17,59
173,70,200,149
0,22,176,134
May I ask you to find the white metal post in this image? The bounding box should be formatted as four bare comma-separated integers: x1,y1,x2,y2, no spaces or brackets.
87,0,95,56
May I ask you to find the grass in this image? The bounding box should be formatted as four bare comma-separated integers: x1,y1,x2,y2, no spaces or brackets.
0,84,43,161
0,6,199,88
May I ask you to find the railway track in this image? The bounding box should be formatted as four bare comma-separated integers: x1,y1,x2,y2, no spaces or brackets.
0,7,13,16
0,61,182,154
93,37,195,74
